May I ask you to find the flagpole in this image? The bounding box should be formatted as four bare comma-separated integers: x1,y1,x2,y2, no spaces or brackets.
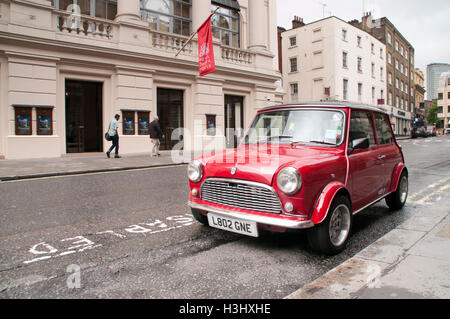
174,7,220,57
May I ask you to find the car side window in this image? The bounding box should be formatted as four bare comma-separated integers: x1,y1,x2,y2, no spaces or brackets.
349,111,376,147
374,113,394,144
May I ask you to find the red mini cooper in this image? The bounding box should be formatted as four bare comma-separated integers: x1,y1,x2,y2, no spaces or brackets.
187,103,408,255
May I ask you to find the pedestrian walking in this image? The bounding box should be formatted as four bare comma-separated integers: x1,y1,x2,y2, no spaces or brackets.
106,114,121,159
150,116,164,157
403,127,407,136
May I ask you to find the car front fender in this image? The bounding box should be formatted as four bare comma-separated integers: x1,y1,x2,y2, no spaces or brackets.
311,181,349,225
389,163,408,193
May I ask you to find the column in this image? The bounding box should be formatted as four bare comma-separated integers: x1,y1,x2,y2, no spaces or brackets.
248,0,267,50
116,0,141,23
192,0,211,31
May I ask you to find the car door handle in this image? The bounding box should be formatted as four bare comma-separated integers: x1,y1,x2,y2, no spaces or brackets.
378,155,386,160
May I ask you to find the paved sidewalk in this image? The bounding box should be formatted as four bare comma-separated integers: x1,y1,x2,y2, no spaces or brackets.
0,151,189,181
286,198,450,299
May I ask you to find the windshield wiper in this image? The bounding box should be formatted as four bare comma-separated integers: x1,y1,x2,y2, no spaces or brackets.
307,140,336,146
256,135,293,144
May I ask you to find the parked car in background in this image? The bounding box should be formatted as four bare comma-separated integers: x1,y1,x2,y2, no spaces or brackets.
412,126,427,138
188,102,408,255
445,128,450,135
426,126,437,137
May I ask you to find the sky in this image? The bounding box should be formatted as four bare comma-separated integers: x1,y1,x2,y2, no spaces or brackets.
276,0,450,98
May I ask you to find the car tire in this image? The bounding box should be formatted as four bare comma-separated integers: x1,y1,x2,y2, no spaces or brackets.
191,208,209,225
385,171,408,211
307,195,352,255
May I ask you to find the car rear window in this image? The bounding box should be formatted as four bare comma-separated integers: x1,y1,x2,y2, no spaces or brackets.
374,113,394,144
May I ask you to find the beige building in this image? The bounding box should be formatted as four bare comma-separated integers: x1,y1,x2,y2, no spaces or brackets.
281,16,386,108
414,68,425,118
0,0,282,160
437,71,450,129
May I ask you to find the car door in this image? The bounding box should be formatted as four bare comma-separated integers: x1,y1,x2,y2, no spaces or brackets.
347,110,384,211
373,112,399,195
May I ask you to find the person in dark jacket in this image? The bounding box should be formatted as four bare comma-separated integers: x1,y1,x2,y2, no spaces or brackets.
150,116,164,157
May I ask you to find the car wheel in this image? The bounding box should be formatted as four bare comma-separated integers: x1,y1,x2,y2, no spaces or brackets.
307,196,352,255
386,171,408,211
191,208,209,225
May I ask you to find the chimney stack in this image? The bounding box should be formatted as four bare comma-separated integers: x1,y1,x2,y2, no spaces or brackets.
362,11,373,31
292,16,305,29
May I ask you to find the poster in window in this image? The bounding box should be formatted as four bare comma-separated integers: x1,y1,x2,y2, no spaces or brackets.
123,111,135,135
15,107,32,135
37,108,53,135
206,114,216,136
138,112,150,135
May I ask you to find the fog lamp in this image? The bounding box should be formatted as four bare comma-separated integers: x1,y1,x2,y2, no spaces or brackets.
284,202,294,213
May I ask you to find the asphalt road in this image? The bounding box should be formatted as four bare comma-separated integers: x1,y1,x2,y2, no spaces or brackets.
0,136,449,299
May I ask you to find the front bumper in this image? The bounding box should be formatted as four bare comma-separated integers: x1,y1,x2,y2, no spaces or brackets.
188,201,315,230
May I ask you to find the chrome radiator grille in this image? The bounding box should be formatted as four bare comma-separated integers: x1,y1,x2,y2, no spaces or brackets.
200,178,282,214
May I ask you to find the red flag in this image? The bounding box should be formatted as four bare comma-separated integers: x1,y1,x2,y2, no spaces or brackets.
197,14,216,76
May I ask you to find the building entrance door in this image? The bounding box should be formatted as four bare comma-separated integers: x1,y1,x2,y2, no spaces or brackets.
225,95,244,148
65,80,103,153
157,88,184,151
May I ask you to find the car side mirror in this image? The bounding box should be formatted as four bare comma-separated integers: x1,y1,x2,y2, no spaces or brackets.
348,137,370,155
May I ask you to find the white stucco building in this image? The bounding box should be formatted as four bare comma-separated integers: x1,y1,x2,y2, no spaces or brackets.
281,16,386,110
0,0,282,160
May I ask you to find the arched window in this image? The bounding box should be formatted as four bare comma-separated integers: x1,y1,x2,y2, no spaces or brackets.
211,1,240,48
140,0,192,36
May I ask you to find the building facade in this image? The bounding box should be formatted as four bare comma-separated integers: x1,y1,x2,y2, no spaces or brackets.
0,0,282,160
281,16,386,108
437,72,450,129
414,68,425,119
351,14,415,135
427,63,450,101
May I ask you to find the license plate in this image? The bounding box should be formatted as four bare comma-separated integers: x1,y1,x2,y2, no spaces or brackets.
207,213,259,238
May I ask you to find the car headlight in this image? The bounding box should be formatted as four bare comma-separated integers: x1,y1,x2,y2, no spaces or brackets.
188,160,203,183
277,167,302,195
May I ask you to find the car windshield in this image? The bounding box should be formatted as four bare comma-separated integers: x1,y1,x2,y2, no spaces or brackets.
243,109,345,146
427,126,434,130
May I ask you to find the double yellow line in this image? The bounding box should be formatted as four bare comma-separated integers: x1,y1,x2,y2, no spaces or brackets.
408,176,450,205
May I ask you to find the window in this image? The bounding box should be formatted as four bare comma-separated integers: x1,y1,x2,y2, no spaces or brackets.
357,36,362,47
388,92,393,106
211,3,240,47
371,63,375,78
343,79,348,100
387,32,392,45
448,106,450,113
357,57,362,73
374,113,394,144
349,111,376,147
396,78,399,89
388,53,392,64
54,0,117,20
342,51,348,68
395,59,398,70
290,57,298,72
290,83,299,102
448,78,450,86
396,96,399,107
380,48,384,59
400,64,404,75
438,93,443,100
372,87,375,103
140,0,192,36
95,0,117,20
388,72,392,85
380,67,384,81
358,83,363,101
342,29,347,41
289,36,297,47
448,92,450,99
371,43,375,54
395,40,399,51
438,106,443,113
